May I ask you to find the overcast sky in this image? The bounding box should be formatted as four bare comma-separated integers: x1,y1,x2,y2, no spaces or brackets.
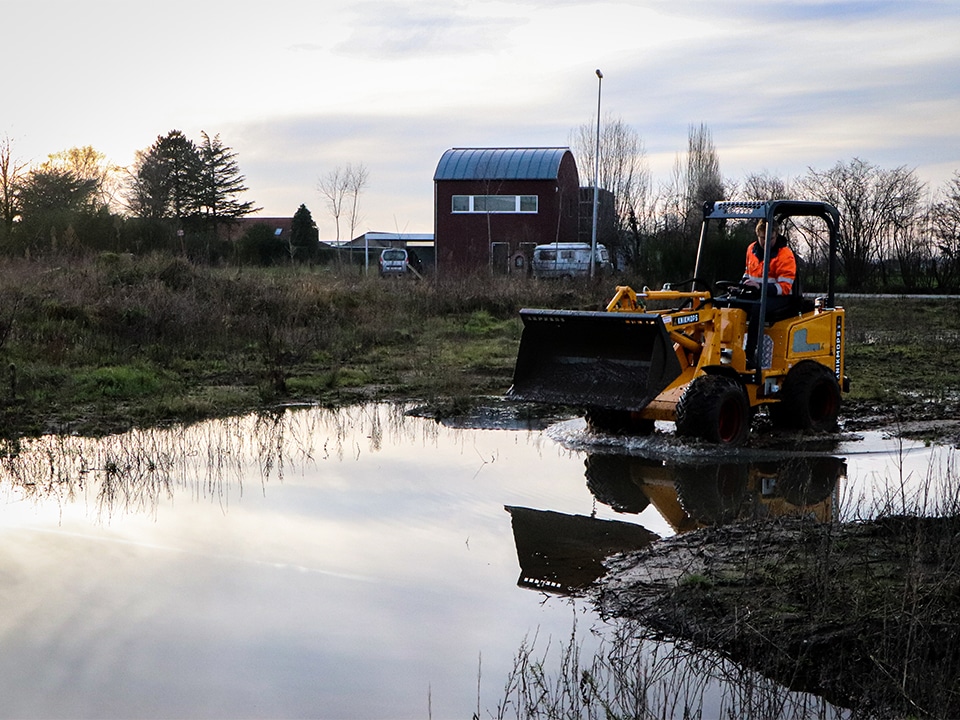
5,0,959,236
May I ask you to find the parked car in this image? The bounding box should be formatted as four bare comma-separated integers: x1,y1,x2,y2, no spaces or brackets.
531,243,612,279
379,248,409,276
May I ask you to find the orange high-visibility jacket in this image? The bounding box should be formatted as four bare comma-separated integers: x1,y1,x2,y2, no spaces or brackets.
743,239,796,296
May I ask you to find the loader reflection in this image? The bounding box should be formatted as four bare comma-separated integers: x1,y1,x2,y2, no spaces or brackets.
505,506,659,594
586,453,844,531
507,453,844,594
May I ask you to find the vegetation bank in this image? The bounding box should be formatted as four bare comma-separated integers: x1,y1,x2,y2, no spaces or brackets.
0,253,957,441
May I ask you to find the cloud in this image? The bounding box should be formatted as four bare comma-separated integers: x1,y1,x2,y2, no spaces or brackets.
5,0,960,231
338,1,520,59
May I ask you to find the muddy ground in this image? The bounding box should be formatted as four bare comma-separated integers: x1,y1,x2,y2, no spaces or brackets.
582,407,960,718
839,398,960,447
595,516,960,717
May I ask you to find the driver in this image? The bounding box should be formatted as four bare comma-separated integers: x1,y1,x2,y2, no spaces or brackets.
741,218,796,367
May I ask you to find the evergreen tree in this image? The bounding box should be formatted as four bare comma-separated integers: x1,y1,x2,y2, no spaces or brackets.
126,130,200,223
194,131,259,233
159,130,201,223
290,203,319,260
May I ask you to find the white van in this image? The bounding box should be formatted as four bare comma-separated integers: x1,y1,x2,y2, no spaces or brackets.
531,243,612,279
378,248,409,276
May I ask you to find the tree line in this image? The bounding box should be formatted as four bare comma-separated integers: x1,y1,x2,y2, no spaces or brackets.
0,131,324,264
574,121,960,293
3,123,960,289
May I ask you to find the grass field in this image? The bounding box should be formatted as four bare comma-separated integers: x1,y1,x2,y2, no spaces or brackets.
0,253,955,438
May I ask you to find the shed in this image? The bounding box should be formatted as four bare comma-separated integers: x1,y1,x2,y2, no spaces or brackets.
340,232,436,273
433,147,581,275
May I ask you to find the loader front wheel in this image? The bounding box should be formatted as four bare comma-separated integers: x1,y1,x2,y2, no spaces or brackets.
771,361,841,432
676,375,750,446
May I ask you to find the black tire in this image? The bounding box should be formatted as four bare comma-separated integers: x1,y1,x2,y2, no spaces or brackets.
674,462,750,525
584,454,651,514
775,456,845,506
771,361,841,432
586,409,655,436
675,374,750,446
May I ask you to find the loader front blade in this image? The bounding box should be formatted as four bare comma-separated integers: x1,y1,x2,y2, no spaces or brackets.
508,309,683,412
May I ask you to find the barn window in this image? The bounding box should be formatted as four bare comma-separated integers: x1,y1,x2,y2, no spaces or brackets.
475,196,515,212
451,195,538,214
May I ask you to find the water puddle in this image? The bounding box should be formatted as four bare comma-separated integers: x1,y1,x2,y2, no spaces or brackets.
0,403,951,717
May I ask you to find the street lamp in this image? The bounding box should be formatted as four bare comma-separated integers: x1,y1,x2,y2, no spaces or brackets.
590,68,603,279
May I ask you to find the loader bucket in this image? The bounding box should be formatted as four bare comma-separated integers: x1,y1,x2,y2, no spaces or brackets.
508,309,683,412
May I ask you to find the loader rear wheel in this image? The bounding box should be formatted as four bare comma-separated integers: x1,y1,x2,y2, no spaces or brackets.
676,375,750,446
586,409,655,436
771,361,841,432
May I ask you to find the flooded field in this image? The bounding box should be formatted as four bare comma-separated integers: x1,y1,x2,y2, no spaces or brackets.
0,403,953,718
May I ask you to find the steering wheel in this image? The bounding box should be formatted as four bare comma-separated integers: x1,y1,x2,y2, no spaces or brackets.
714,280,737,295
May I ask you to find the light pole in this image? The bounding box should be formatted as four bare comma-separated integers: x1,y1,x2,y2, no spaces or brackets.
590,68,603,279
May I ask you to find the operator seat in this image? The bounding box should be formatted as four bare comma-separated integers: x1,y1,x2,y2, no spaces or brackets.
766,255,814,322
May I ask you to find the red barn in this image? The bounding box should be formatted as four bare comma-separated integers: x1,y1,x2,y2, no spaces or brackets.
433,147,581,275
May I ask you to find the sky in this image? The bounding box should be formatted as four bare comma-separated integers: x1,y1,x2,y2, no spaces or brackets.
4,0,960,237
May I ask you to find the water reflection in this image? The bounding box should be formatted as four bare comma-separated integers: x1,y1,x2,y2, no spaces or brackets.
506,506,657,593
500,437,960,718
0,404,438,522
507,451,845,595
0,402,950,719
0,403,601,719
494,616,849,720
586,452,844,530
502,444,854,717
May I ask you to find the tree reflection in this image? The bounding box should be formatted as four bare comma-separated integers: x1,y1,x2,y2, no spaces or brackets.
0,402,439,521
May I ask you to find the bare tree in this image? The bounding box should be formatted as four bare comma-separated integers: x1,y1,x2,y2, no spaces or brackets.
799,158,924,290
345,163,369,242
639,124,726,280
655,123,725,239
317,166,349,245
683,123,725,231
571,114,650,255
318,163,369,241
318,163,369,268
879,167,926,289
0,135,28,238
742,171,793,202
929,172,960,291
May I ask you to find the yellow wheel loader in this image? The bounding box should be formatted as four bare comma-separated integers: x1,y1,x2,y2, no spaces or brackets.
508,200,849,445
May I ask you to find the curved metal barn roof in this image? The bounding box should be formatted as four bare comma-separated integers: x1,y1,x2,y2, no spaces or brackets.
434,147,571,181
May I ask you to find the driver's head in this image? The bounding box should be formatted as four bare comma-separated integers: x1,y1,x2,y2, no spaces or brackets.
756,219,769,246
